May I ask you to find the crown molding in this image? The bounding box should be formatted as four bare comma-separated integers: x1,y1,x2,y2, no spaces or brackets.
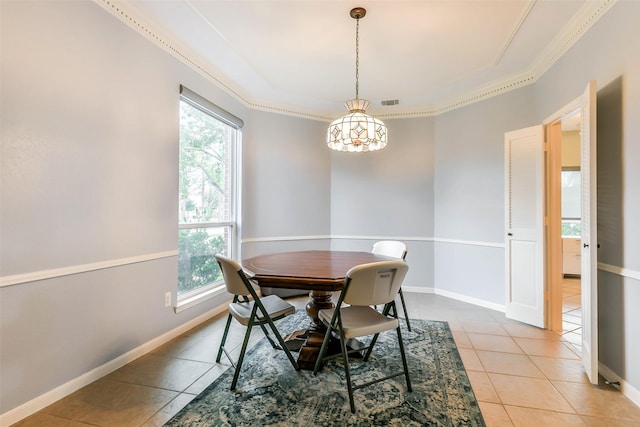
376,0,617,119
94,0,617,121
529,0,617,81
248,103,333,122
94,0,254,108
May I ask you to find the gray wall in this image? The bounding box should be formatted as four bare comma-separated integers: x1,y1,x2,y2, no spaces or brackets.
240,110,331,258
0,1,251,414
433,86,537,305
0,1,331,416
330,117,436,288
330,0,640,394
2,0,640,419
530,0,640,392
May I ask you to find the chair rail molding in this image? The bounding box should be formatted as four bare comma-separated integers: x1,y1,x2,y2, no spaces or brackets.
598,262,640,282
242,235,504,249
0,250,178,288
241,235,330,244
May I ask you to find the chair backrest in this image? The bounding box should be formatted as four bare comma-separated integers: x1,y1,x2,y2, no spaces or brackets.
215,255,252,296
342,260,409,307
371,240,407,260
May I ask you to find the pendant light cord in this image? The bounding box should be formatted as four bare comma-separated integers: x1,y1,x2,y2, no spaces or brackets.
355,17,360,100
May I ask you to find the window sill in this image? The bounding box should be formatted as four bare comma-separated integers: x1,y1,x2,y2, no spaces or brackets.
175,284,227,313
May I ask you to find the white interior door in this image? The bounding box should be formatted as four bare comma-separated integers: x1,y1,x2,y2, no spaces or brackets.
581,80,598,384
505,125,545,328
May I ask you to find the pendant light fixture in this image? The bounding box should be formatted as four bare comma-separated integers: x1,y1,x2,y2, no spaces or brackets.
327,7,387,152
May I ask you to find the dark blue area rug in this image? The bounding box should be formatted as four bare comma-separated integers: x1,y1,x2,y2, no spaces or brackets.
165,311,485,426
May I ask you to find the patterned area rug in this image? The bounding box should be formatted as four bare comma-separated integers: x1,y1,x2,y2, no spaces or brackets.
165,311,485,426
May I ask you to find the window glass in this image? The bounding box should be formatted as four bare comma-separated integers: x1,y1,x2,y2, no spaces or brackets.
178,93,239,297
561,170,581,237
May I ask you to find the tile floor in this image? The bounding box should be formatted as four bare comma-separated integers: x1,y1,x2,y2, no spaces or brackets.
562,276,582,353
12,292,640,427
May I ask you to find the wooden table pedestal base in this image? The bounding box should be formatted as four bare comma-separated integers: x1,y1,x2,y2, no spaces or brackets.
283,326,365,371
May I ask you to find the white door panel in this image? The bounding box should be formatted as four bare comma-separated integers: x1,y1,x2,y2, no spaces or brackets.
505,125,545,328
510,241,537,303
581,80,598,384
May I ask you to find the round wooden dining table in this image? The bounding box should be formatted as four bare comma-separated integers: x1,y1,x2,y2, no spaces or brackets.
242,250,396,369
242,250,394,322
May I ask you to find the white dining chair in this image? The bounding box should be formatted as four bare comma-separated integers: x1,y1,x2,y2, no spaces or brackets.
372,240,411,331
313,260,412,413
215,255,300,390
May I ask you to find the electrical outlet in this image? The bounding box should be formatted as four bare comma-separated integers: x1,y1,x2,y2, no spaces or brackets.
164,292,172,307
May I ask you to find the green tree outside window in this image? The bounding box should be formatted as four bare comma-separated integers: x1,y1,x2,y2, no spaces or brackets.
178,100,235,295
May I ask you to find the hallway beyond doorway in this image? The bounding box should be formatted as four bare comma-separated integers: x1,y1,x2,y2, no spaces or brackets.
562,276,582,353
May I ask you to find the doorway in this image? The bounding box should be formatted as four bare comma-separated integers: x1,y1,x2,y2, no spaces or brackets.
562,275,582,352
559,111,583,354
507,81,597,384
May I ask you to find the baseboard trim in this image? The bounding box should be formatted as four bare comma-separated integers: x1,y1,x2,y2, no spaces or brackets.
599,363,640,409
434,288,506,312
0,303,229,426
402,286,505,313
402,285,436,294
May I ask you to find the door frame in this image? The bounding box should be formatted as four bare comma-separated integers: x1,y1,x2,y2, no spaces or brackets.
544,98,582,333
543,81,598,384
545,120,564,334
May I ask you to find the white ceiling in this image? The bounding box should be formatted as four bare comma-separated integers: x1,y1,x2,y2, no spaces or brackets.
113,0,613,120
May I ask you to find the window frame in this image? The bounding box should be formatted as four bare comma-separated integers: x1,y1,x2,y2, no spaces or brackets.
176,86,242,312
561,166,581,238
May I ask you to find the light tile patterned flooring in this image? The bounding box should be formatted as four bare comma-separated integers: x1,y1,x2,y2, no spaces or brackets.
562,276,583,354
13,291,640,426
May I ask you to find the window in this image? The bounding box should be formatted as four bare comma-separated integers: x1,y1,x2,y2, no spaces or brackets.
561,168,581,237
178,86,242,301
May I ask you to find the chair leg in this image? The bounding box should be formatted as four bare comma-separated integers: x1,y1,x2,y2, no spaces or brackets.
230,323,253,390
365,301,396,361
259,323,279,349
313,322,334,374
264,316,300,371
363,332,380,362
338,329,356,413
398,288,411,332
216,313,234,363
396,325,412,392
